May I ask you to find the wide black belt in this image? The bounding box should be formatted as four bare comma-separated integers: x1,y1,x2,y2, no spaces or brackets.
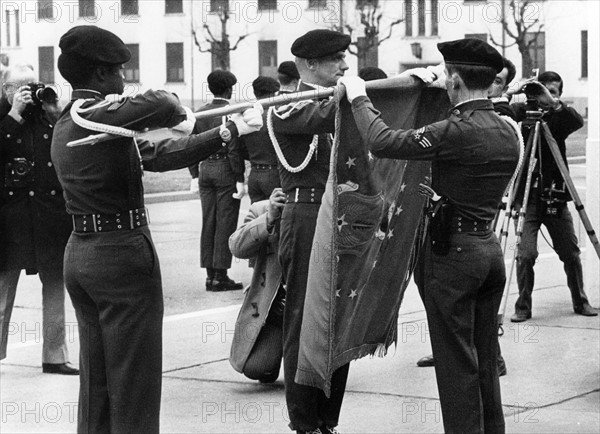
207,153,228,160
72,207,148,233
251,164,278,170
450,216,491,233
285,188,325,204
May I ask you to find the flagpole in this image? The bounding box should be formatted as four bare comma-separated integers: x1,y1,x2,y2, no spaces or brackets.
66,75,421,147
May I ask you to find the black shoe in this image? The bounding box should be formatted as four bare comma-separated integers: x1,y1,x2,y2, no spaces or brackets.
416,354,435,367
42,362,79,375
209,277,243,291
205,277,213,291
510,311,531,323
574,303,598,316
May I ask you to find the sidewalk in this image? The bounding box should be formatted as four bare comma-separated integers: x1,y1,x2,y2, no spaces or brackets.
1,196,598,433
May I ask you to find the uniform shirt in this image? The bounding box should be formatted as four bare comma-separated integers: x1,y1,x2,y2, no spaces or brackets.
51,89,231,215
270,82,336,192
237,112,278,166
352,97,520,222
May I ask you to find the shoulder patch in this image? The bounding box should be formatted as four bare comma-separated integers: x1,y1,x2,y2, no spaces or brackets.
412,127,432,148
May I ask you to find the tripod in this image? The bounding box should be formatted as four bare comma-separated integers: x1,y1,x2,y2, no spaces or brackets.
496,108,600,328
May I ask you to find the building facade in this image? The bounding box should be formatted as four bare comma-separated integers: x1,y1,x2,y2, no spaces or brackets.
0,0,591,114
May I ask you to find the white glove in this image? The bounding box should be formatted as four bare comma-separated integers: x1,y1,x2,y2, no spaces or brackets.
337,76,367,104
405,67,437,85
232,182,245,200
231,102,264,136
190,178,199,193
172,106,196,136
426,64,447,89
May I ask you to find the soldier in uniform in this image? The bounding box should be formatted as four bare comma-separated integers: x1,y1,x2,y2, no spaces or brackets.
189,70,245,291
277,61,300,94
340,38,520,433
269,29,351,434
0,64,78,375
51,25,262,433
238,76,281,203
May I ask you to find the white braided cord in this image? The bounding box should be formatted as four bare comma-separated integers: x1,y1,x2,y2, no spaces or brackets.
70,99,139,138
267,106,319,173
500,114,526,197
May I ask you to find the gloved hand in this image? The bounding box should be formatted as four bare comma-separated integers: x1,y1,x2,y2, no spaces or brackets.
231,102,264,136
190,178,199,193
405,67,437,85
337,76,367,104
232,181,245,199
426,64,447,89
172,106,196,136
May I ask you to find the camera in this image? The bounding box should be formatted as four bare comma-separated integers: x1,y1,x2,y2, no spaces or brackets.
540,182,567,217
4,158,34,188
27,82,58,106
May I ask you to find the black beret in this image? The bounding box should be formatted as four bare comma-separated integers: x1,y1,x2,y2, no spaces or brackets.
252,76,280,98
59,25,131,65
207,69,237,94
358,66,388,81
291,30,351,59
277,61,300,79
438,38,503,73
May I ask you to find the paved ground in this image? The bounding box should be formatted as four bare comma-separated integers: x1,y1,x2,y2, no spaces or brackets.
1,162,598,433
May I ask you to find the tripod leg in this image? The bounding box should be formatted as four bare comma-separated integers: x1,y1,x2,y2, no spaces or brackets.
541,122,600,259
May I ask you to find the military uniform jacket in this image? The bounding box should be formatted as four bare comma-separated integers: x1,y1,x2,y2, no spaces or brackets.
512,101,583,202
228,200,282,372
189,99,245,182
352,97,520,222
237,112,278,166
51,89,229,216
270,81,337,192
0,98,71,271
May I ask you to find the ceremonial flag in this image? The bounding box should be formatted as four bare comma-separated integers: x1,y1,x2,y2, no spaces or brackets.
295,85,451,396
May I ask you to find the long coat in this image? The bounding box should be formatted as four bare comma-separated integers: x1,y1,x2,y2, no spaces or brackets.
0,98,71,272
228,200,282,372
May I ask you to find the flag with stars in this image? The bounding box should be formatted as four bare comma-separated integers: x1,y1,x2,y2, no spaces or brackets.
295,84,451,396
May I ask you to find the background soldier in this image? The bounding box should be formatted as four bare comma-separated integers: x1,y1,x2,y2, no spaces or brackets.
0,64,78,375
189,70,245,291
270,29,351,434
51,25,262,433
340,38,520,433
276,61,300,94
510,71,597,321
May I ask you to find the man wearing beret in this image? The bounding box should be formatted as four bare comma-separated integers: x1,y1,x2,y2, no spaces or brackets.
189,70,245,291
340,38,520,433
51,25,262,433
269,29,350,434
277,61,300,94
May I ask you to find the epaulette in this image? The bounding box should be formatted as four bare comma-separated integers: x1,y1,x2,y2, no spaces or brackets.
273,100,313,120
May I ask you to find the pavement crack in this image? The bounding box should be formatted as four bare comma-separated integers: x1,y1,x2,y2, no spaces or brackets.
163,358,229,374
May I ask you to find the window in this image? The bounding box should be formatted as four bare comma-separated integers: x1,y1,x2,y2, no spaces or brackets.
417,0,425,36
166,43,184,82
524,31,545,76
431,0,438,36
38,0,54,20
465,33,487,42
258,40,277,77
4,8,20,47
581,30,588,78
404,0,413,37
258,0,277,10
79,0,96,18
38,47,55,83
123,44,139,82
165,0,183,14
121,0,138,15
210,0,228,12
308,0,327,8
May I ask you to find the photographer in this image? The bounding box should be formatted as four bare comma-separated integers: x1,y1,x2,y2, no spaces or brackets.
0,64,78,374
510,71,597,321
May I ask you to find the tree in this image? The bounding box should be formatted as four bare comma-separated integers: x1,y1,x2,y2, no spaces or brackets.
490,0,544,76
192,0,250,71
332,0,403,71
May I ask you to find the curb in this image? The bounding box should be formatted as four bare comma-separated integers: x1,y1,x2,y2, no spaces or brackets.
145,190,198,204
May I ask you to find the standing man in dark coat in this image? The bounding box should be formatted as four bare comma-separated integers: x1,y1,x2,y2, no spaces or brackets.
238,76,281,203
510,71,597,321
0,64,78,375
51,25,262,434
269,29,351,434
189,70,245,291
277,61,300,94
340,38,520,433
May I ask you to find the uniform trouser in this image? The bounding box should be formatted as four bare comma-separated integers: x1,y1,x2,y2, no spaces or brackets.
64,227,163,434
515,199,588,314
199,159,240,270
248,167,281,204
279,203,350,431
0,267,69,363
420,231,505,434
